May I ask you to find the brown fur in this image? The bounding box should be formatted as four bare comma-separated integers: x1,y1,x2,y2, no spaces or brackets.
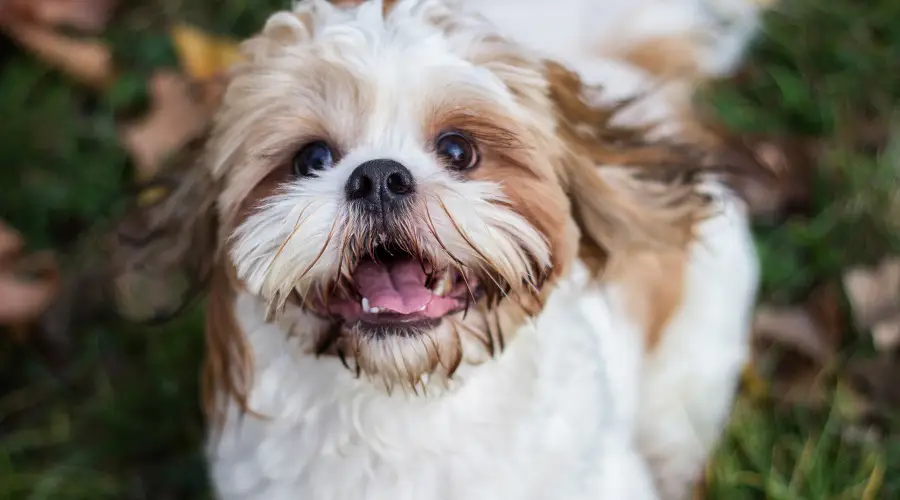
545,61,719,350
546,61,708,263
201,167,298,423
616,250,688,350
203,262,254,428
621,36,701,81
430,103,578,278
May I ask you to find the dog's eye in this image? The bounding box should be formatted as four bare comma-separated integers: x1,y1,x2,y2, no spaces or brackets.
292,141,335,177
435,131,479,171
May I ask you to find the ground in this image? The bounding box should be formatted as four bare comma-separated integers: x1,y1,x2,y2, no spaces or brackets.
1,0,899,499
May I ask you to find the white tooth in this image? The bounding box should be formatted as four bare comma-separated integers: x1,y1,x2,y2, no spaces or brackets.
431,269,454,297
371,306,381,314
361,297,370,312
417,304,427,312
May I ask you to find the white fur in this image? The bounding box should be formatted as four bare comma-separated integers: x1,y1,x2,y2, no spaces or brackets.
461,2,763,497
210,197,756,500
208,0,764,498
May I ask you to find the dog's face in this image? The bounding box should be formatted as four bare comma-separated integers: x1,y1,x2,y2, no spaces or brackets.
204,0,708,409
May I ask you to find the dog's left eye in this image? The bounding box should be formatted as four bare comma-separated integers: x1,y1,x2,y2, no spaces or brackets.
435,131,479,171
292,141,335,177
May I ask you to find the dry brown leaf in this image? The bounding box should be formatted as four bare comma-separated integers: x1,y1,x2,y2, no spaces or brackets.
848,352,900,419
119,71,212,179
843,256,900,351
0,221,59,333
751,283,845,405
871,317,900,353
1,20,113,89
1,0,115,32
171,24,242,81
754,284,843,363
717,133,819,221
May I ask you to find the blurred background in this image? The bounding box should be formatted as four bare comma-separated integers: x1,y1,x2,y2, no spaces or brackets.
1,0,899,498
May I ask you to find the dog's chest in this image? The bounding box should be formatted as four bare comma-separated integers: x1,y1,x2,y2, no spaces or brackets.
209,263,643,500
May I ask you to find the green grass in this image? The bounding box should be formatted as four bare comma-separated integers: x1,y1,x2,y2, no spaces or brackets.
1,0,899,498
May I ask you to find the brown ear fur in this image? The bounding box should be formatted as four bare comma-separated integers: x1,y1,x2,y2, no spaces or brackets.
111,134,221,322
108,128,258,428
545,62,711,271
203,261,258,429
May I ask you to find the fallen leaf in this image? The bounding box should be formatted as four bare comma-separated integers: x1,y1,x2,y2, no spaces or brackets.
1,19,113,89
754,306,832,363
0,221,59,334
751,283,845,405
171,23,242,81
716,132,819,221
1,0,115,32
843,256,900,351
119,70,211,179
0,221,24,262
848,352,900,420
871,317,900,353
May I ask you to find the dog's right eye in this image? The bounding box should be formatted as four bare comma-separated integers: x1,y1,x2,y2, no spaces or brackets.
292,141,335,177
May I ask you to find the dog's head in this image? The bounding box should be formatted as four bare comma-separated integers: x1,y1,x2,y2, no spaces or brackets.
203,0,712,420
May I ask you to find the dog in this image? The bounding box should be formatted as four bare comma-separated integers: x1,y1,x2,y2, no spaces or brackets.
200,0,765,498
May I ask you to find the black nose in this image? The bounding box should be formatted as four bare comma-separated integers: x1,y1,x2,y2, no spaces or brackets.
345,159,415,209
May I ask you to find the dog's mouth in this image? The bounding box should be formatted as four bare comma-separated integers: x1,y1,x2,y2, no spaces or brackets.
318,246,480,328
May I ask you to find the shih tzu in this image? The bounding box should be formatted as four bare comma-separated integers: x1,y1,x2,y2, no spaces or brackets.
199,0,767,498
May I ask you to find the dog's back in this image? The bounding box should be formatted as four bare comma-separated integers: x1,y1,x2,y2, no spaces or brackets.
464,0,763,74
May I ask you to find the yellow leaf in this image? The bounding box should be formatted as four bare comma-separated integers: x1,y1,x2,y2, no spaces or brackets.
170,24,243,81
740,362,770,401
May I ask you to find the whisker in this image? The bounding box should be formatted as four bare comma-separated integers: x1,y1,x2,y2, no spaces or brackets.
454,317,491,351
426,332,444,370
417,335,434,367
397,342,418,394
456,265,478,311
423,202,479,307
336,347,350,370
315,322,342,357
292,217,339,285
331,225,352,298
494,310,505,353
447,328,463,379
264,203,318,278
435,199,512,304
423,202,467,268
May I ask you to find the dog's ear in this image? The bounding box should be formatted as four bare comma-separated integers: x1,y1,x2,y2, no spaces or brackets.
203,260,258,430
239,6,320,62
110,133,221,323
110,131,260,428
544,62,709,269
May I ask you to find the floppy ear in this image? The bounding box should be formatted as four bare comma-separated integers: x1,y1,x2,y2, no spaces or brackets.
202,260,259,430
111,130,259,429
110,133,222,323
544,62,711,269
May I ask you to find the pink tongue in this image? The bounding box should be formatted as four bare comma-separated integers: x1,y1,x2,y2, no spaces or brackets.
352,259,433,314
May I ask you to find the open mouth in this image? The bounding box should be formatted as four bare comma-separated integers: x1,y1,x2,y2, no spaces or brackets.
318,246,481,328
